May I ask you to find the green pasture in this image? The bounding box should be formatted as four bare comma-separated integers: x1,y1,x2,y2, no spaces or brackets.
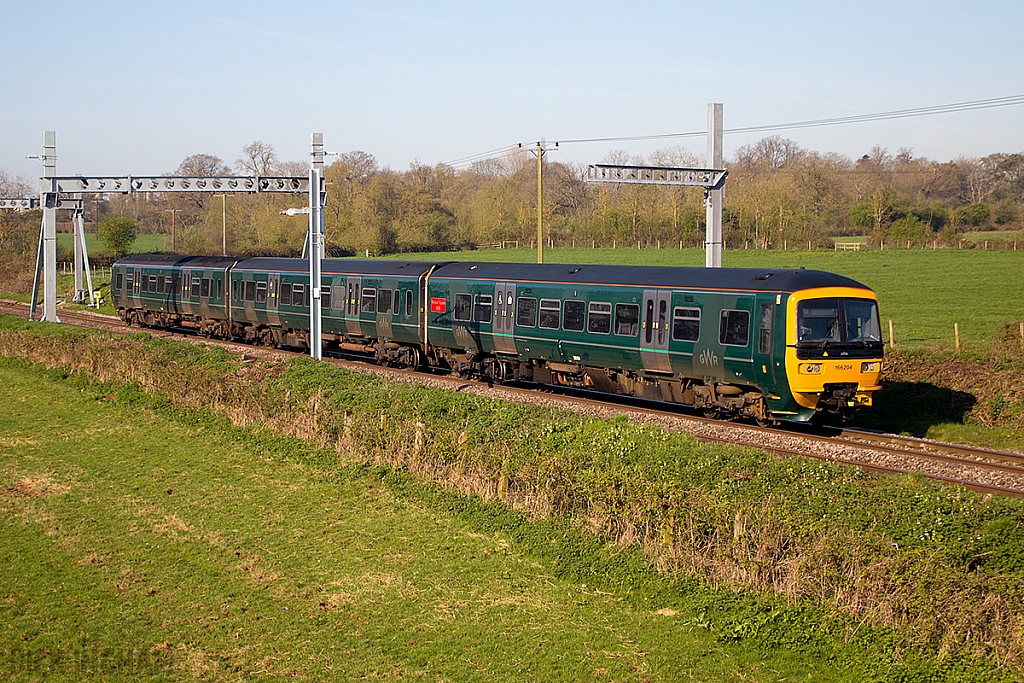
962,229,1021,244
0,360,868,682
55,232,170,257
382,247,1024,349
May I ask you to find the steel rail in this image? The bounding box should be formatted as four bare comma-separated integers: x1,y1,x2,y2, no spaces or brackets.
2,298,1021,498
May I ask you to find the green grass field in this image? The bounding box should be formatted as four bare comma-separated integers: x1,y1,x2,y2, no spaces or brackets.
0,360,870,682
381,247,1024,349
56,232,170,256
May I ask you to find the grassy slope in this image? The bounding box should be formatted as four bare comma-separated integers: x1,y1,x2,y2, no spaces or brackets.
382,247,1024,348
0,362,860,682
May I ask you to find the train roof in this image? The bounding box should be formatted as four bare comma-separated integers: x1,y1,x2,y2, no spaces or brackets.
430,262,872,293
114,254,238,268
232,257,442,277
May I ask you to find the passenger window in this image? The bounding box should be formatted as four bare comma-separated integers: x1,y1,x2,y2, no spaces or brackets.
321,287,331,310
539,299,560,329
672,307,700,342
126,275,133,292
361,288,377,313
231,279,238,300
217,279,222,300
304,286,310,308
393,289,400,314
720,309,750,347
454,293,472,321
405,290,413,317
191,277,201,300
644,299,654,344
292,284,305,307
657,299,668,345
201,278,211,298
614,303,639,336
516,297,537,327
563,300,585,331
378,289,391,314
588,302,611,334
332,285,344,310
150,275,158,292
166,276,173,293
473,294,492,322
281,283,292,306
244,281,255,302
758,303,773,354
116,272,123,290
255,281,267,304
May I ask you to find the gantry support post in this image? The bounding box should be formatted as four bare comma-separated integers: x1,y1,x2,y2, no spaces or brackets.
29,219,44,321
73,204,95,306
308,133,325,361
705,104,724,268
40,131,60,322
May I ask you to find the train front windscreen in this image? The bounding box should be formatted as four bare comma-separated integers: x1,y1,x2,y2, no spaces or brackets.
796,298,882,359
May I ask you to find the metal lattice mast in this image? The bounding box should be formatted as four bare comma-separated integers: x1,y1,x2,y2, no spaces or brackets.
308,133,326,360
705,103,724,268
40,132,60,322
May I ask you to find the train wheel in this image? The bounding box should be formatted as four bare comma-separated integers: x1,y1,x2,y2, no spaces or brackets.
702,408,720,420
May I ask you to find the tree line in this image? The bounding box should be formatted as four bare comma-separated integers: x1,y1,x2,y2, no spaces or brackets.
2,137,1023,263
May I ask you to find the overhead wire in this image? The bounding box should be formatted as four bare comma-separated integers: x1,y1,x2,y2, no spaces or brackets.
442,94,1024,168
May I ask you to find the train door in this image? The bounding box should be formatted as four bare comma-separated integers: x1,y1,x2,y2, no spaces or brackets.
132,267,141,303
345,276,362,336
493,281,516,354
753,295,778,387
376,283,394,340
266,273,281,326
640,289,672,373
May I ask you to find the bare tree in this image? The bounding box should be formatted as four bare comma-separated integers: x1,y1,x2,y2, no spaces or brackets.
236,141,279,176
175,154,231,177
0,167,32,197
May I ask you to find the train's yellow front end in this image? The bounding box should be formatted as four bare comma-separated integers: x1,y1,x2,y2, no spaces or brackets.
785,287,884,421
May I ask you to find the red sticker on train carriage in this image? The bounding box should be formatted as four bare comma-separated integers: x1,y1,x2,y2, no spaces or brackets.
430,297,447,313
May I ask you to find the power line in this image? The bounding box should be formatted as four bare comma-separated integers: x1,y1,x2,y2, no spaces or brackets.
443,94,1024,167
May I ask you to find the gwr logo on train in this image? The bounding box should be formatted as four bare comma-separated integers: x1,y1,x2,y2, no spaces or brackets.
699,348,719,367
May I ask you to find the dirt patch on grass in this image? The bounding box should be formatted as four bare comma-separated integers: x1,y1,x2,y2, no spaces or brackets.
881,345,1024,428
2,475,68,498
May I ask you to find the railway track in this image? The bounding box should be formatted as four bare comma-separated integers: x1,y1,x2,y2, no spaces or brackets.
3,298,1022,498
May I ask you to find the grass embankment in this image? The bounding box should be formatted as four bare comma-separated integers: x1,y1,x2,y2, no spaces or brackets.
1,315,1022,681
3,362,819,682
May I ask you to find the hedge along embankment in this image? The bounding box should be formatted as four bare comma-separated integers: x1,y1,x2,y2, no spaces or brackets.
0,314,1022,679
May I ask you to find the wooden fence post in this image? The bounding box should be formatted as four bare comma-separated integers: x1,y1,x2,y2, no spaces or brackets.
955,323,961,354
414,421,425,458
888,320,896,349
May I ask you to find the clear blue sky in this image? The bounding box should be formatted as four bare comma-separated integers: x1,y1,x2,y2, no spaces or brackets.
2,0,1022,181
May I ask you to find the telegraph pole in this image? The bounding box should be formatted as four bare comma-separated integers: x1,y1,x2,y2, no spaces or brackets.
164,208,181,252
525,141,557,264
213,194,227,255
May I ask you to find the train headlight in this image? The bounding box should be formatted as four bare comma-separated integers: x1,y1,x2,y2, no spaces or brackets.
861,362,878,373
800,363,822,374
